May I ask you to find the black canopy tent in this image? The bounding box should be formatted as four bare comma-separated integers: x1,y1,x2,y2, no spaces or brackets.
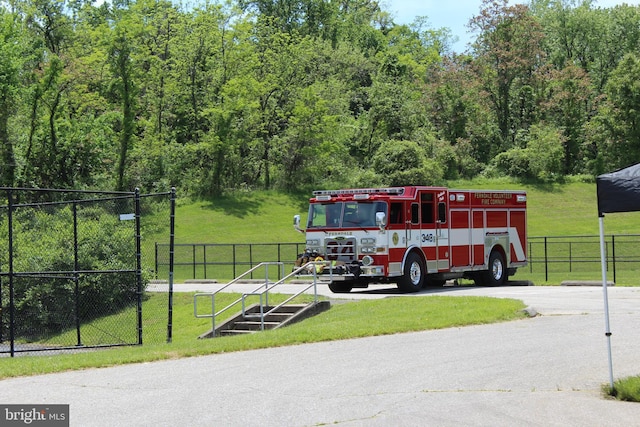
597,163,640,215
596,163,640,388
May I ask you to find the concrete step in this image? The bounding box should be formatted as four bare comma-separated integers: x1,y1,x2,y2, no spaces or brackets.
244,313,294,322
199,301,331,339
233,321,281,331
219,329,253,336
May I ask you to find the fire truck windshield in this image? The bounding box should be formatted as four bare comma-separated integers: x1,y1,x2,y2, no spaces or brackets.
307,201,387,228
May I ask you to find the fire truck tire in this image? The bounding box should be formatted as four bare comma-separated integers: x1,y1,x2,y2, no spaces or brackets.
484,250,506,287
397,252,424,293
328,282,353,293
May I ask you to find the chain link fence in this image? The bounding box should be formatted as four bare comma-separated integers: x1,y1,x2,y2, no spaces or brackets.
0,188,175,357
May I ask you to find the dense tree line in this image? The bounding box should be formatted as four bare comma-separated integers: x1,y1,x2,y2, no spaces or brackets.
1,0,640,195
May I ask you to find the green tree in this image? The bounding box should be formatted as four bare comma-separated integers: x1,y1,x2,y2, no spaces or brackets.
539,64,592,174
589,54,640,171
533,1,640,91
109,23,138,191
132,0,180,143
0,10,23,186
17,0,76,188
424,52,501,173
470,0,545,150
220,17,321,190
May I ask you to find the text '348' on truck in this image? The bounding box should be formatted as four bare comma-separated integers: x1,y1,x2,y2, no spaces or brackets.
293,186,527,293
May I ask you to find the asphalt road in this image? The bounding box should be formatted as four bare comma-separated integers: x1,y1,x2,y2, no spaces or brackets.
1,283,640,426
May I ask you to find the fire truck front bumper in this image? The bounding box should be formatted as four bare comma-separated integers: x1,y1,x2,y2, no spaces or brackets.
319,263,385,280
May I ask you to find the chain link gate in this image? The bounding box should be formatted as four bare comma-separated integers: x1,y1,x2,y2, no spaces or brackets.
0,188,175,357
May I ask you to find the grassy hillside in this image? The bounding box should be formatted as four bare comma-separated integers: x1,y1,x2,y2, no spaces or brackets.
448,178,639,236
157,180,639,285
170,180,639,243
173,190,308,244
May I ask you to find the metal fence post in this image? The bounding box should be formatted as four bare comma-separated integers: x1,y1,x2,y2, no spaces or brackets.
250,244,254,279
569,241,572,273
612,235,616,284
73,202,82,346
233,245,237,278
135,188,143,345
204,244,208,280
192,244,196,279
544,236,548,282
7,189,15,357
155,242,159,279
167,187,176,343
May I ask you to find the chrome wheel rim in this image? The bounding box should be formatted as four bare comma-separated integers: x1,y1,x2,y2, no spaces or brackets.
410,261,422,286
492,258,504,281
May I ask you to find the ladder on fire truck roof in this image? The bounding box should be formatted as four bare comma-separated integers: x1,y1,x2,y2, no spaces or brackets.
193,262,330,337
313,187,406,197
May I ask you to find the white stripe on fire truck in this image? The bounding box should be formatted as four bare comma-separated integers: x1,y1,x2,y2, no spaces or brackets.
449,227,526,262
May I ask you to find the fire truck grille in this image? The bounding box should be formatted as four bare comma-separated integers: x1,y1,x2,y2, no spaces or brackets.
325,237,357,263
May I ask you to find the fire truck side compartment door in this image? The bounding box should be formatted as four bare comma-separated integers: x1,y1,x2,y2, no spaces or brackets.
485,233,510,265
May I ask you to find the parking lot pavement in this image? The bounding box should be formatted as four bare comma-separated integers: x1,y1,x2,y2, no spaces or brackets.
2,285,640,426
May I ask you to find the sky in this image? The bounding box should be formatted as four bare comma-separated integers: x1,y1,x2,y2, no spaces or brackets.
384,0,640,52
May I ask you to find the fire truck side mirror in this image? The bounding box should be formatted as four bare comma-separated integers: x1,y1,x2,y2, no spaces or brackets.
293,214,305,233
375,211,387,230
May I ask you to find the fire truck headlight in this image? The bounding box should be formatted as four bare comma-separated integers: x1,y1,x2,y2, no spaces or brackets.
361,238,376,245
361,247,375,253
362,256,373,266
306,239,320,247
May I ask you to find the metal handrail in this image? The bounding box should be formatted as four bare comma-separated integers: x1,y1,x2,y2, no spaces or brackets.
194,262,283,334
241,265,323,331
194,261,327,336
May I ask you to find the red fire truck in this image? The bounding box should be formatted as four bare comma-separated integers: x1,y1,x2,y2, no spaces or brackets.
293,186,527,293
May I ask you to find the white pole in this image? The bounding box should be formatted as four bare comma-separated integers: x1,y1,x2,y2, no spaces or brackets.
599,216,614,389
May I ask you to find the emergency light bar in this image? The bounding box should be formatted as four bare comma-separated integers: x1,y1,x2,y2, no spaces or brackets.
313,187,405,197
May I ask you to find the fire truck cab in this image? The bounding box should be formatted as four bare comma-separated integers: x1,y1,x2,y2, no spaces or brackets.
294,186,527,293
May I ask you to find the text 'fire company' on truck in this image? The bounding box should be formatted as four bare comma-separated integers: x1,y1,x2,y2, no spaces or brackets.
293,186,527,293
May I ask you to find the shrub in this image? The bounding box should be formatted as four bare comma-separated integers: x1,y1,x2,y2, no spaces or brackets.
372,140,444,186
489,124,565,182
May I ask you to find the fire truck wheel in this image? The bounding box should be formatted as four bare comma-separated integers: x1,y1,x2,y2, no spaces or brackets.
484,250,506,286
397,252,424,293
328,282,353,293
